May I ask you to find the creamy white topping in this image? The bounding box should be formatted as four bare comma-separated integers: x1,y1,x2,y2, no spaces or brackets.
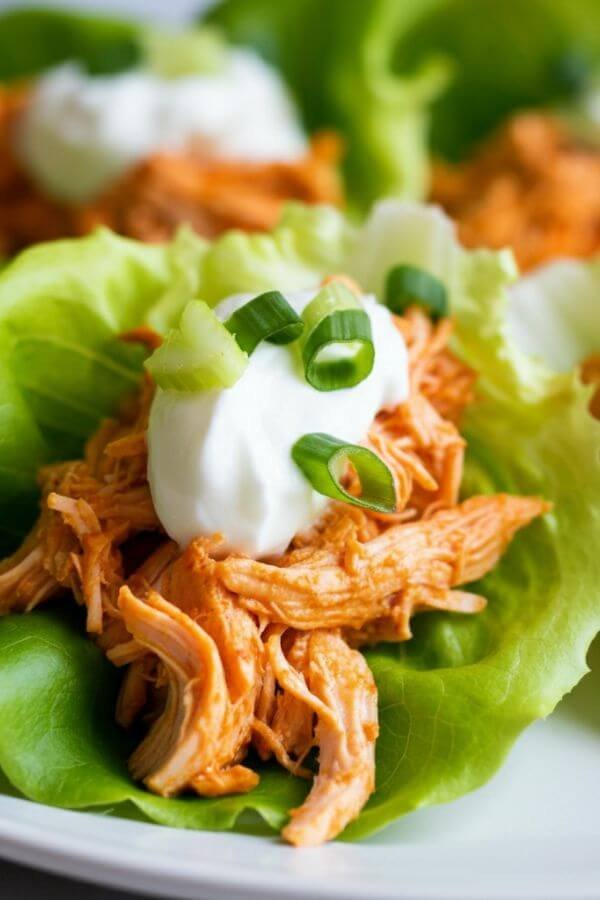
148,290,409,558
17,50,307,203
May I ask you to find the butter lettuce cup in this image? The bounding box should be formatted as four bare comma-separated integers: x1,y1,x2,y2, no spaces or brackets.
0,200,597,845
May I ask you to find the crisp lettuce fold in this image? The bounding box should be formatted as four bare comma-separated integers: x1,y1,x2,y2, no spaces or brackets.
0,7,141,80
3,2,598,210
0,226,205,554
507,258,600,372
206,0,450,205
208,0,600,175
0,203,598,839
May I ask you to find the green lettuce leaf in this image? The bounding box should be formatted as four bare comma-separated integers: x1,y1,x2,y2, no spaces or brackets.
0,607,304,831
0,7,141,81
390,0,600,160
0,203,598,839
0,225,206,554
206,0,450,205
208,0,600,174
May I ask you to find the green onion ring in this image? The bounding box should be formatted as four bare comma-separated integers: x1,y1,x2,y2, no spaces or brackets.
384,264,448,319
292,432,396,513
301,283,374,391
225,291,303,355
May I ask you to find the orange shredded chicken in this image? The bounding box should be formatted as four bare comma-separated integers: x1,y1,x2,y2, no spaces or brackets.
256,629,314,776
76,132,343,243
581,355,600,419
0,302,548,846
282,630,378,847
431,113,600,272
0,378,159,628
0,84,74,255
0,82,343,252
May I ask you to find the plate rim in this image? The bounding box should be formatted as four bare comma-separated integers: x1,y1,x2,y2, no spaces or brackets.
0,794,599,900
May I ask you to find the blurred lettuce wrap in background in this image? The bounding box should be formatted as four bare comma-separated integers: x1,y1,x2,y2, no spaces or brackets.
0,6,141,80
0,7,342,252
384,0,600,159
0,4,450,208
0,1,598,213
208,0,600,194
206,0,451,205
0,203,598,836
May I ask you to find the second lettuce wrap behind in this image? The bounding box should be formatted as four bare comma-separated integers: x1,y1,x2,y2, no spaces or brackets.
0,199,598,838
207,0,600,202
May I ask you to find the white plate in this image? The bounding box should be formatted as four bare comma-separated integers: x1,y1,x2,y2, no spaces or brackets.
0,644,597,900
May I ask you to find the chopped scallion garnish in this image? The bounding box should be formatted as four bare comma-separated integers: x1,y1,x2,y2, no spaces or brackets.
141,26,227,78
225,291,303,355
292,432,396,513
300,282,374,391
384,264,448,319
145,299,247,392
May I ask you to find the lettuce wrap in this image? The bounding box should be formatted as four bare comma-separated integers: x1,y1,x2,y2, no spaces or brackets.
0,5,448,208
0,200,598,838
1,3,598,211
208,0,600,184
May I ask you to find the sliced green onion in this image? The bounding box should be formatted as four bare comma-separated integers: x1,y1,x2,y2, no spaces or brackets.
225,291,303,355
292,432,396,513
384,264,448,319
301,283,374,391
141,26,226,78
145,300,247,392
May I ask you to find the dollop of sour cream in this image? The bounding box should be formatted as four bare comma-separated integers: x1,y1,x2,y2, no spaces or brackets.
148,290,409,558
17,50,307,203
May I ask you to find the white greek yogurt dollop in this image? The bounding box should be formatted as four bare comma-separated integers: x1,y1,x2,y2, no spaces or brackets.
148,290,409,559
17,50,307,203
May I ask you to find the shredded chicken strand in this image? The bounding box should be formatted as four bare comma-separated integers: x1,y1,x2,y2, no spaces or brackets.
119,585,231,794
266,631,315,772
282,630,378,847
431,113,600,271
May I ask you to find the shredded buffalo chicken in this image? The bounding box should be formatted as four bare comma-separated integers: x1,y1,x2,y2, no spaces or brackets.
0,85,74,255
431,113,600,272
0,84,342,254
76,133,342,242
0,294,548,846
